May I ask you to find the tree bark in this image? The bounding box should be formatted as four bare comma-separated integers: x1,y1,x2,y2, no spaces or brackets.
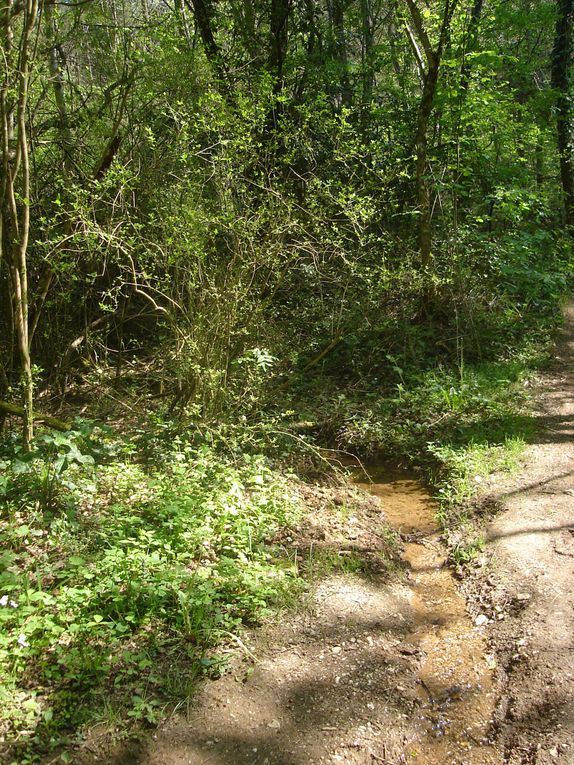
186,0,235,106
269,0,290,94
459,0,483,94
0,399,71,431
328,0,352,108
360,0,375,122
44,0,74,176
551,0,574,229
415,57,440,267
404,0,458,266
0,0,39,448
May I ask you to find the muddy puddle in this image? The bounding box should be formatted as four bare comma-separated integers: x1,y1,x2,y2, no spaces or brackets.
94,465,506,765
355,466,502,765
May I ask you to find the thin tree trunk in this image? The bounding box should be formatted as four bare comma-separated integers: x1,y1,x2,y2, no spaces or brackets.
360,0,374,123
269,0,290,94
460,0,483,94
186,0,234,106
44,0,73,175
328,0,352,108
0,399,71,431
551,0,574,229
0,0,39,448
404,0,458,266
415,59,440,267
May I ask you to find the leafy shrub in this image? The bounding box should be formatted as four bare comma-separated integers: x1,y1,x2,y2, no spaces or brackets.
0,436,301,762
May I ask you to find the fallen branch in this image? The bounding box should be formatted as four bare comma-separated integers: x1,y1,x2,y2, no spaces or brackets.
0,400,72,431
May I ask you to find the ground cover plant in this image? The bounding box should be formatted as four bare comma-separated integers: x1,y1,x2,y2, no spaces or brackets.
0,428,302,763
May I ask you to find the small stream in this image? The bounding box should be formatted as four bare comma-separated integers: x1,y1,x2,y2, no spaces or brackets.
355,466,502,765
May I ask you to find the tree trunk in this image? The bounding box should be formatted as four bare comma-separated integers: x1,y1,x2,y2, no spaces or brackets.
415,58,440,267
0,399,71,431
0,0,39,448
460,0,483,94
405,0,458,267
44,0,73,176
328,0,352,108
186,0,234,106
551,0,574,229
269,0,290,94
360,0,374,126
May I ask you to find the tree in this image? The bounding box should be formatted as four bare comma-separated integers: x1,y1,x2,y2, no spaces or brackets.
404,0,458,267
0,0,40,447
551,0,574,229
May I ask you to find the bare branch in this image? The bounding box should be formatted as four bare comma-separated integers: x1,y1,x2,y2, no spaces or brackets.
404,0,434,65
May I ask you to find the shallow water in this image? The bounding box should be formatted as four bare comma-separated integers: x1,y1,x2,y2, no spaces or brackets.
355,466,502,765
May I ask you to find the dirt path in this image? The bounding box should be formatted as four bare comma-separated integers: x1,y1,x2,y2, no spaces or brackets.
88,477,502,765
78,480,425,765
77,304,574,765
472,302,574,764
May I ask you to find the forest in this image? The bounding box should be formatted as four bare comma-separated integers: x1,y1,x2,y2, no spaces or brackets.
1,0,573,761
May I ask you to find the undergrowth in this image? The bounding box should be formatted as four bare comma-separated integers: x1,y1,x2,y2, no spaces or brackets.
0,428,302,763
285,288,568,566
1,251,571,761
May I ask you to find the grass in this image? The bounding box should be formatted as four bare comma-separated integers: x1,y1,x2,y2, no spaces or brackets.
293,304,557,565
328,358,539,461
430,436,526,510
304,547,366,578
0,427,303,763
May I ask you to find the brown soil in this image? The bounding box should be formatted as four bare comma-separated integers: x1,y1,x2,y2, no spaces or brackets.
78,478,501,765
463,302,574,765
71,304,574,765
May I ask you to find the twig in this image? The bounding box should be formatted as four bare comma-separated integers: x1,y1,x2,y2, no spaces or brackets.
210,630,260,664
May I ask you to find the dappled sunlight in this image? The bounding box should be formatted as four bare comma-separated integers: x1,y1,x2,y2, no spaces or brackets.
111,469,502,765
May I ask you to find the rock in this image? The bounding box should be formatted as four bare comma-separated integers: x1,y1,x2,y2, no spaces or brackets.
267,719,281,730
475,614,489,627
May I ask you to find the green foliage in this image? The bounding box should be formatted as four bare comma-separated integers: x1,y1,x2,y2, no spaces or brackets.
430,436,525,509
2,0,574,758
449,535,486,568
0,435,302,761
0,422,104,515
304,548,366,578
320,355,536,461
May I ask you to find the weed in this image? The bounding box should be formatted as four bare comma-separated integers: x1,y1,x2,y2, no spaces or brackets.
305,547,365,578
431,436,525,511
379,526,401,549
0,434,302,761
449,535,486,568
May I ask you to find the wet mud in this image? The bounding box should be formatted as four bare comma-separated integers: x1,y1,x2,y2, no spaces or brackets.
356,467,502,764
